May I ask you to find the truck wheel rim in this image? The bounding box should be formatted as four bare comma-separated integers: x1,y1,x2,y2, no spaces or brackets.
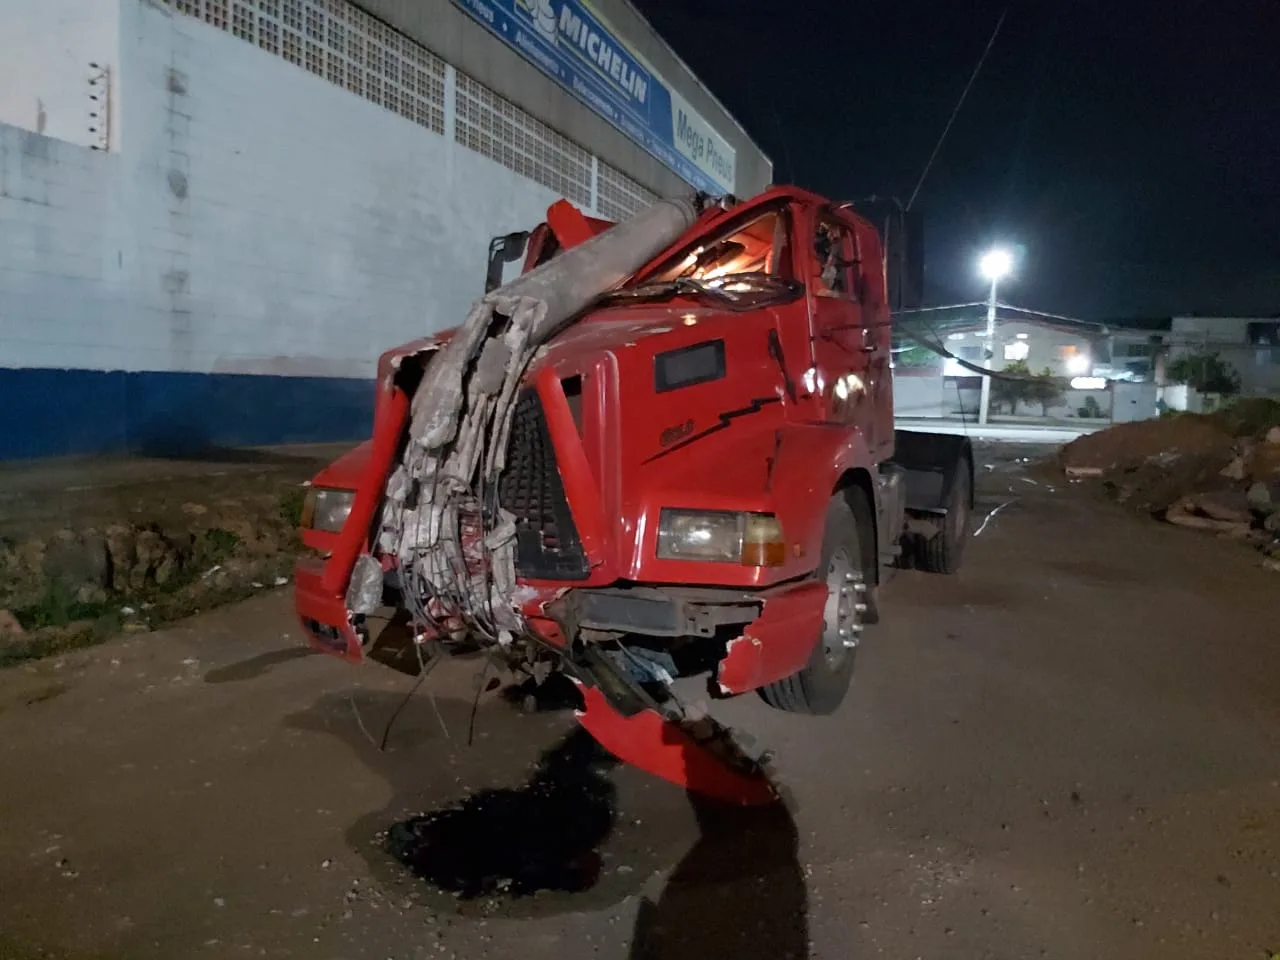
822,548,863,667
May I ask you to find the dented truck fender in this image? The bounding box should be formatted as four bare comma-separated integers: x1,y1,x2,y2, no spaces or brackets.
764,421,882,575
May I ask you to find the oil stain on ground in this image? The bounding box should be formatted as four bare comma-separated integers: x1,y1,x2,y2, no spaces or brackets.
385,727,619,899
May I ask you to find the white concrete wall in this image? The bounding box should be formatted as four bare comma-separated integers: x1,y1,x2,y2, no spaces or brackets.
892,374,947,418
0,0,120,151
0,127,131,369
1,0,572,381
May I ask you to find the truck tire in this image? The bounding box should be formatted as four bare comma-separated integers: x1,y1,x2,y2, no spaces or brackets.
910,459,971,574
759,489,871,716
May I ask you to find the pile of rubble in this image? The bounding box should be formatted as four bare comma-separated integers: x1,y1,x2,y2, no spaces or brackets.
1059,401,1280,569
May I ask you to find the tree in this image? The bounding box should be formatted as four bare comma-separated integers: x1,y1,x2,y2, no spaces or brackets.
1166,351,1241,395
1028,366,1067,416
991,359,1032,414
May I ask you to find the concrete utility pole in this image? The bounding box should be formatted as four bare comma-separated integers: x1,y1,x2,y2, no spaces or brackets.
977,248,1013,425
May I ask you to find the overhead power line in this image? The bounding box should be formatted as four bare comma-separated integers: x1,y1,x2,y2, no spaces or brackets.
906,7,1009,211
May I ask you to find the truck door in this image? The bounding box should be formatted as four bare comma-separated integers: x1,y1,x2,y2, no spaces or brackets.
806,213,883,449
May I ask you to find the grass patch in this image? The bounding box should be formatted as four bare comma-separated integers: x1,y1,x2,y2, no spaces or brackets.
203,527,242,560
279,487,307,528
12,583,115,632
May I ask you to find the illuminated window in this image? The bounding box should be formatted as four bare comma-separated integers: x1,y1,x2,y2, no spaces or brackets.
1004,341,1030,361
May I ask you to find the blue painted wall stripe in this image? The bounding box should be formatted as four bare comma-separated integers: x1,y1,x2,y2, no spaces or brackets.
0,369,375,460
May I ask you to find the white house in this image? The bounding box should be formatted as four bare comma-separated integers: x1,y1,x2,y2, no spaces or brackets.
1167,316,1280,396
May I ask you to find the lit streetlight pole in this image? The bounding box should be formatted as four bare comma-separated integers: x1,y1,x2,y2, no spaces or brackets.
977,248,1013,425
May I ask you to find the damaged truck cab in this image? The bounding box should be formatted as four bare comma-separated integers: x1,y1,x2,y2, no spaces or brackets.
295,187,972,802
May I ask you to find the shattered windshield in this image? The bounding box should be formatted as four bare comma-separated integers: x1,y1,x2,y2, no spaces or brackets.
602,206,801,310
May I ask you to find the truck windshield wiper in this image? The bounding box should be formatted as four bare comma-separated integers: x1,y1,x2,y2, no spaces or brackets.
600,272,802,311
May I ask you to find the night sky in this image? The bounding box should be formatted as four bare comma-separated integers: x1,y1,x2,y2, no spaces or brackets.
632,0,1280,321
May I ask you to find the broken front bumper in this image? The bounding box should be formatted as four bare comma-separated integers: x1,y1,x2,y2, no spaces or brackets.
296,558,829,694
294,561,827,805
550,579,827,696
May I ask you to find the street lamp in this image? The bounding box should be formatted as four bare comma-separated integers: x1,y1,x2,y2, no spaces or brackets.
977,247,1014,425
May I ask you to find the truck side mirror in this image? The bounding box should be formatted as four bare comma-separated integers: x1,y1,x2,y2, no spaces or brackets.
485,231,530,293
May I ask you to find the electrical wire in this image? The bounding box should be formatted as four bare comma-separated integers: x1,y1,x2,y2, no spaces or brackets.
907,7,1009,211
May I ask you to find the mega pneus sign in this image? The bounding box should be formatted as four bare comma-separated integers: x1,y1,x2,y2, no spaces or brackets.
453,0,737,195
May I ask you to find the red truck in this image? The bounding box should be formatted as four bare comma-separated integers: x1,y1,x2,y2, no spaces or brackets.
294,186,972,803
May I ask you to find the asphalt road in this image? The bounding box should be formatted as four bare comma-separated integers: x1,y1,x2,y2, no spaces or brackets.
2,449,1279,960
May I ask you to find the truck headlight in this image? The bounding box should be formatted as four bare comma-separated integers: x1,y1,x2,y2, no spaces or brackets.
301,487,356,533
656,509,786,567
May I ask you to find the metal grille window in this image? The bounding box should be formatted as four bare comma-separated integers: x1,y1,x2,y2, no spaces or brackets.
454,72,593,207
160,0,444,134
257,16,279,54
230,1,254,40
597,161,657,221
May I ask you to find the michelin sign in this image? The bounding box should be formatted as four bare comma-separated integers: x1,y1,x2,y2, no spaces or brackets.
452,0,737,195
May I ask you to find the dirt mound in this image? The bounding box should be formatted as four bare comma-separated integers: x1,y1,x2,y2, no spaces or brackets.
1061,416,1236,475
1059,416,1238,513
1058,408,1280,566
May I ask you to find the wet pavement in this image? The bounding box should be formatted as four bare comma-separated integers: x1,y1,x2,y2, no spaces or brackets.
2,445,1279,959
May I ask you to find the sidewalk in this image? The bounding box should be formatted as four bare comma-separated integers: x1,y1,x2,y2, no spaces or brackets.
896,417,1102,445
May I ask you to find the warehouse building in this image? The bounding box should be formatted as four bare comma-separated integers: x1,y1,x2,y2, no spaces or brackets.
0,0,771,458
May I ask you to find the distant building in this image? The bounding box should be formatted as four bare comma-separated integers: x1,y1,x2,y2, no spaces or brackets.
0,0,770,459
892,308,1280,421
892,304,1167,421
1166,316,1280,397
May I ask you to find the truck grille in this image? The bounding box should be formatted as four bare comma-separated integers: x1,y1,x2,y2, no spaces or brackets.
498,388,590,580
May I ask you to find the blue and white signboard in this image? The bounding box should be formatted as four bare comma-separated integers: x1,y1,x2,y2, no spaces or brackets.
452,0,737,195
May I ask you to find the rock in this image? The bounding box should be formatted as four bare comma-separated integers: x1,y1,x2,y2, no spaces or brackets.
1166,496,1251,535
1264,559,1280,574
104,525,136,593
182,502,209,516
131,530,172,591
1065,466,1105,478
75,583,108,605
1195,490,1253,524
44,531,110,590
154,553,180,586
1266,512,1280,534
1247,482,1273,512
0,609,24,640
1266,426,1280,445
1220,456,1247,481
